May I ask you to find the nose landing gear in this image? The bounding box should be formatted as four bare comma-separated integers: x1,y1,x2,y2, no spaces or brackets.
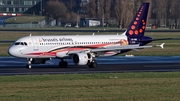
26,58,32,69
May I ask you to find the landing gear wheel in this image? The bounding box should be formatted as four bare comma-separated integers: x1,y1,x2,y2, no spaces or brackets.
42,59,46,64
88,61,97,68
26,64,31,69
63,61,68,68
59,61,68,68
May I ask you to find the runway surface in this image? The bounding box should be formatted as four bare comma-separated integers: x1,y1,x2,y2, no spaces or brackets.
0,56,180,75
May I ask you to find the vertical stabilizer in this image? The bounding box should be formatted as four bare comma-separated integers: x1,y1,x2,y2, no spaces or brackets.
125,3,149,45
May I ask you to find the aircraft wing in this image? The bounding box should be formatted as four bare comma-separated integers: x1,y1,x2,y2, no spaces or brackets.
90,44,152,52
67,43,164,54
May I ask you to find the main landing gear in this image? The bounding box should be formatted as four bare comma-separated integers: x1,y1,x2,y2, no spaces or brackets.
59,59,68,68
88,61,97,68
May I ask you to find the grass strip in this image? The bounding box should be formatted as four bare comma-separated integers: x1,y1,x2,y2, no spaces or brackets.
0,72,180,101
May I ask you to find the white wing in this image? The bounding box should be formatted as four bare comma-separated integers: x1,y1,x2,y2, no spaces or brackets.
67,43,164,55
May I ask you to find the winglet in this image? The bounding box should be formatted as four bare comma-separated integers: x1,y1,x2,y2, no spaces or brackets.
156,43,165,49
160,43,165,49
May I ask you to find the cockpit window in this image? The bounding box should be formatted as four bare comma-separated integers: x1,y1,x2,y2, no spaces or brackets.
20,42,24,45
15,42,20,45
24,42,27,46
15,42,28,46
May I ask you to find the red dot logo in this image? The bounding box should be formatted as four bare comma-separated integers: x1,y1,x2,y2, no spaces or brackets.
129,30,133,35
143,22,146,25
142,26,145,29
136,17,139,20
131,25,136,29
134,21,137,25
139,29,143,33
135,30,139,35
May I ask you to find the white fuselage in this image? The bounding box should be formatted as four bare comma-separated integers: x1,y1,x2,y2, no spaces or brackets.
8,34,128,58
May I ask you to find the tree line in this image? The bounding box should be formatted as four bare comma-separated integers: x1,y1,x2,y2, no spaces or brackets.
45,0,180,28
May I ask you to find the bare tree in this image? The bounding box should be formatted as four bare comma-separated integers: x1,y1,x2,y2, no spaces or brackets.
113,0,122,28
45,0,67,21
84,0,111,24
43,0,180,28
84,0,97,18
104,0,112,26
64,12,77,23
171,0,180,28
119,0,138,28
60,0,76,12
96,0,105,19
155,0,170,27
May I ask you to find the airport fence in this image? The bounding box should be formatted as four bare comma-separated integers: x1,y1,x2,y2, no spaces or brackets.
0,20,46,28
3,24,42,28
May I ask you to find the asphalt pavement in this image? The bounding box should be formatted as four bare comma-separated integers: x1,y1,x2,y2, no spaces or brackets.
0,56,180,75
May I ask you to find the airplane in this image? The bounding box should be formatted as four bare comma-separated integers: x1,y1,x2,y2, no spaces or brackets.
8,2,164,69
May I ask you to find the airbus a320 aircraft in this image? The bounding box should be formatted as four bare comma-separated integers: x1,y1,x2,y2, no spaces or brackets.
8,2,164,68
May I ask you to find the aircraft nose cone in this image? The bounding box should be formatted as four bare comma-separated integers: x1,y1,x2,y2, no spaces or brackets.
8,47,14,56
8,47,19,57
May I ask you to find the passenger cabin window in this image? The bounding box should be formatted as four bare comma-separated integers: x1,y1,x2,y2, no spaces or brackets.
24,42,27,45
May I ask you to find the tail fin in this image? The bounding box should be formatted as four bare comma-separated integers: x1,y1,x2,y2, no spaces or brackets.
125,3,149,44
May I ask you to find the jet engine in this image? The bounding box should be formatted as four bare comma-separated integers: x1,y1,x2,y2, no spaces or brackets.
72,53,92,65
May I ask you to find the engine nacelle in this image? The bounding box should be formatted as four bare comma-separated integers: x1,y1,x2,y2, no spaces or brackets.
72,53,92,65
